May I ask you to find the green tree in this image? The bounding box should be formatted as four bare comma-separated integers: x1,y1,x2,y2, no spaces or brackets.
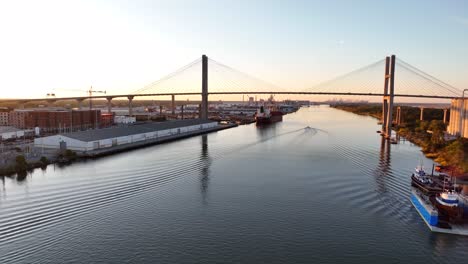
40,156,49,165
15,155,28,171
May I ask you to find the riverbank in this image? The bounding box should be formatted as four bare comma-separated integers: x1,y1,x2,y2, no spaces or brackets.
81,123,236,157
331,104,468,175
0,154,49,177
0,123,237,177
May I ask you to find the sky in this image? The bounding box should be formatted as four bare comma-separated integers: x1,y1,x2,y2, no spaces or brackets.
0,0,467,100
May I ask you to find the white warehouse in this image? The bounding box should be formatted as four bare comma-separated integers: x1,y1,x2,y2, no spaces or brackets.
34,119,218,152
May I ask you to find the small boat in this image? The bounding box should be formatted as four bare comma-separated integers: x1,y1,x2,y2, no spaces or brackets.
305,126,312,131
376,130,381,134
411,166,442,195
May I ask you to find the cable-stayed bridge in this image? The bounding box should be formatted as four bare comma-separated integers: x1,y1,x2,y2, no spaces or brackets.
132,55,461,100
4,54,462,101
2,54,464,137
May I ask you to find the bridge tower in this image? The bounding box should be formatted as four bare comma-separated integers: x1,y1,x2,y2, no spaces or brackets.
382,55,396,138
200,54,209,119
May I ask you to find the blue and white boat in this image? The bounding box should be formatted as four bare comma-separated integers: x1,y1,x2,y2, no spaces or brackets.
435,190,464,220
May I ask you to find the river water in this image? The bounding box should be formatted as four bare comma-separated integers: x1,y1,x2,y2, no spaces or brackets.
0,106,467,263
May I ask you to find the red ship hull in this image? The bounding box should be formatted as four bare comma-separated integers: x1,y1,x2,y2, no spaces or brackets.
256,111,283,124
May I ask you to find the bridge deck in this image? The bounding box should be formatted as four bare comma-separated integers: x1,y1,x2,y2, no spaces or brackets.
1,92,457,102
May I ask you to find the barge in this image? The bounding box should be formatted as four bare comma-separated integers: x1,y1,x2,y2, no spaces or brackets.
409,163,468,235
411,187,468,235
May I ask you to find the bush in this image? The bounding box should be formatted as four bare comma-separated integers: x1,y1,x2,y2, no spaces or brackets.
15,155,28,172
40,156,49,165
64,150,77,160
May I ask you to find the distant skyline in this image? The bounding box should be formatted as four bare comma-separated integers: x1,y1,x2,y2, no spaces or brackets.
0,0,467,99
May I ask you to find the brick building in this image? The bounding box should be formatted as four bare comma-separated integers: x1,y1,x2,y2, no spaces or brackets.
9,109,110,132
8,110,30,129
101,112,115,128
0,108,9,126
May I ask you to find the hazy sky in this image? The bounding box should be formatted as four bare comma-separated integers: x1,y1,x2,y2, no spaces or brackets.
0,0,467,99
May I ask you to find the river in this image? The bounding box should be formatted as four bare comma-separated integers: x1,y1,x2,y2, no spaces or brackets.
0,106,467,263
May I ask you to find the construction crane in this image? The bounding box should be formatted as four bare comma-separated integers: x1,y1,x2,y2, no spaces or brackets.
50,87,106,109
86,86,106,110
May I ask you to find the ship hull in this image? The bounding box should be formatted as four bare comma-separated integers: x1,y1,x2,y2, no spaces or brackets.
411,175,443,195
433,196,465,222
255,112,283,124
434,203,464,222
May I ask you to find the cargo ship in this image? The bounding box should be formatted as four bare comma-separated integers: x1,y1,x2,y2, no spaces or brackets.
255,106,283,124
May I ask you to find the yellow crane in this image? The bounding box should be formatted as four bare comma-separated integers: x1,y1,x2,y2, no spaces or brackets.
86,86,106,109
48,87,106,109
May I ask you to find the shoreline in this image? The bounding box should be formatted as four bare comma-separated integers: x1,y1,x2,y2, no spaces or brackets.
331,104,468,176
1,123,237,177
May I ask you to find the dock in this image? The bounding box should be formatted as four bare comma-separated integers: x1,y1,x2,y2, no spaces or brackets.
34,120,238,158
83,123,236,157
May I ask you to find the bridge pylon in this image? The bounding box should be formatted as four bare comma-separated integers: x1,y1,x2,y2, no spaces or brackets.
200,54,209,119
382,55,396,138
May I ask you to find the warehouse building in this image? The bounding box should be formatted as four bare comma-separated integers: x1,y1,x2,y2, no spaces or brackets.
34,119,218,152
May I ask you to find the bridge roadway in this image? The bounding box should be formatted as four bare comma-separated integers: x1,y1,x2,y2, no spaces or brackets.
0,92,458,102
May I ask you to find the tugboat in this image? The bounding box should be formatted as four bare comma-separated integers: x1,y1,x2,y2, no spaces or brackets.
435,190,464,221
255,105,283,124
411,166,442,195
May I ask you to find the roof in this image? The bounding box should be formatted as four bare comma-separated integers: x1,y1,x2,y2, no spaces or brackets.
61,119,216,142
0,126,23,133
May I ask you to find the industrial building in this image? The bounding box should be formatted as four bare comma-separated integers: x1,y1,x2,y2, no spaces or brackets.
114,115,136,124
0,126,34,140
447,99,468,138
7,109,108,131
26,109,103,131
34,119,218,152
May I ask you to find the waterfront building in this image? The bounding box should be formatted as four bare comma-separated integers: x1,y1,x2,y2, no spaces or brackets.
34,119,218,152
